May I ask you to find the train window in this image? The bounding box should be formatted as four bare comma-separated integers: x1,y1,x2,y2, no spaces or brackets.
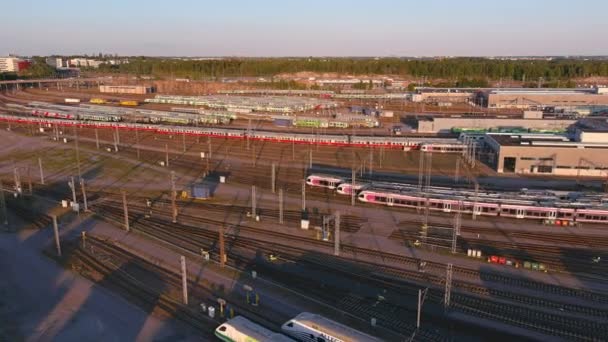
218,326,227,332
286,322,294,327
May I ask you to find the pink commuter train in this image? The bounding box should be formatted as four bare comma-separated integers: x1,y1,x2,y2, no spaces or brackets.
305,174,608,224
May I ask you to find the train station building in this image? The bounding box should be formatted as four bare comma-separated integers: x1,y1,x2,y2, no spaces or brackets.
483,118,608,177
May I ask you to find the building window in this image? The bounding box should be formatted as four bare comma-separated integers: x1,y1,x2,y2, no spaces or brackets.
537,165,553,173
504,157,516,173
521,157,537,161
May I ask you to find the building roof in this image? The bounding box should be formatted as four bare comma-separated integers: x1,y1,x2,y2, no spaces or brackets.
489,89,597,95
574,118,608,132
488,133,608,149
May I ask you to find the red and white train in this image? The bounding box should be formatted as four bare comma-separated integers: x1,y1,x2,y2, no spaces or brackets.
0,113,466,152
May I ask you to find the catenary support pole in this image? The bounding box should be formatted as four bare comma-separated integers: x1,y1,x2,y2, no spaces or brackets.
0,180,8,225
279,188,284,224
219,225,225,268
122,190,130,231
52,215,61,257
80,179,88,212
180,256,188,305
38,157,45,185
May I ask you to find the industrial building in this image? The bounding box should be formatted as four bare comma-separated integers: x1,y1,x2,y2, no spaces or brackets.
412,87,477,103
99,85,155,95
483,118,608,176
417,112,575,133
484,87,608,109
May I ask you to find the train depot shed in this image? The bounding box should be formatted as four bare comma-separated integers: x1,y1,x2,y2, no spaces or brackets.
483,124,608,176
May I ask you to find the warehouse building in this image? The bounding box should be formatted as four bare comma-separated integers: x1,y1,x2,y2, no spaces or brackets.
412,87,477,103
483,119,608,176
484,87,608,109
417,112,575,133
99,85,155,95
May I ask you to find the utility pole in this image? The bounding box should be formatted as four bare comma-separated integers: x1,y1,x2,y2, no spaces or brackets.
334,211,340,256
369,148,373,176
417,288,428,329
13,167,21,195
165,144,169,167
0,180,7,226
69,176,77,205
122,190,129,232
271,163,276,193
80,179,88,212
309,149,312,169
27,167,32,194
207,136,212,158
115,127,120,145
38,157,45,185
95,129,99,149
73,126,81,179
246,119,251,150
135,129,140,159
351,168,356,206
444,263,453,309
113,131,118,152
279,188,284,224
452,201,461,254
52,215,62,257
418,151,424,191
302,180,306,211
171,171,177,223
455,157,460,184
180,256,188,305
182,132,186,153
219,225,225,268
251,185,256,217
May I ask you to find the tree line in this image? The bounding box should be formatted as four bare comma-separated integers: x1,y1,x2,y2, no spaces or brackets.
95,57,608,81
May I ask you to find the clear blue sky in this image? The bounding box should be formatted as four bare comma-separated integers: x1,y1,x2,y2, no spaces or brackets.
1,0,606,56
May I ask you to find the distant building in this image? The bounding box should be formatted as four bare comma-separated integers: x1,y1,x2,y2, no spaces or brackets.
46,57,68,68
0,56,29,72
69,58,103,68
315,78,388,89
99,85,154,94
484,88,608,109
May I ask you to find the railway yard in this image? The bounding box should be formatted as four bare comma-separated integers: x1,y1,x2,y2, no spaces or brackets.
1,84,608,342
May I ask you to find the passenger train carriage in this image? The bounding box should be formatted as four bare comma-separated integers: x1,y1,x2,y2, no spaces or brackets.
215,316,294,342
306,174,345,190
357,189,608,223
306,174,608,224
281,312,380,342
0,113,465,152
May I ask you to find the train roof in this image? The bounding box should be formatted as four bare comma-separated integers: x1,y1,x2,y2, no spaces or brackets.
217,316,294,342
289,312,380,342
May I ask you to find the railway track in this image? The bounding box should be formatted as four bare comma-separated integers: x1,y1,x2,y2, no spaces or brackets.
60,237,218,338
91,200,608,340
389,229,608,276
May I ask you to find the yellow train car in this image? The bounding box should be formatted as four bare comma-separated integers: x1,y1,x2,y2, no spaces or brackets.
119,100,139,107
90,98,107,104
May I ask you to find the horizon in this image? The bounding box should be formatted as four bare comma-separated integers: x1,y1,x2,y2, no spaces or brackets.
1,0,606,57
